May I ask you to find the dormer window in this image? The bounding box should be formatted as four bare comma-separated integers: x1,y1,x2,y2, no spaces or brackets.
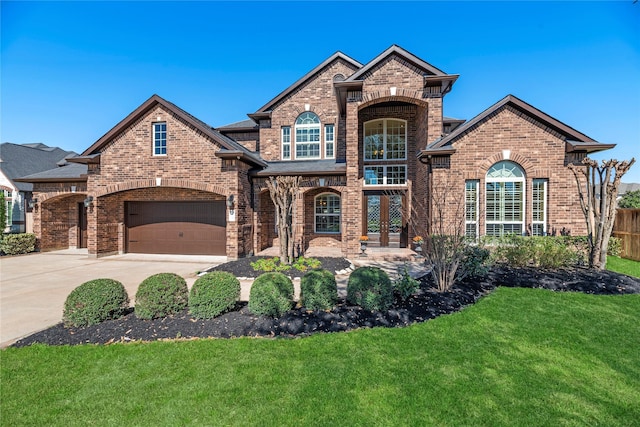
295,112,321,159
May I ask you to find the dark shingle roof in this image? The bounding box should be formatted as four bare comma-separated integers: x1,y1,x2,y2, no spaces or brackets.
17,163,88,181
251,160,346,177
0,143,78,191
217,119,258,130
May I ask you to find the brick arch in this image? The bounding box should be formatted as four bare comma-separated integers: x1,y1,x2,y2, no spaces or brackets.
283,107,332,125
95,179,229,198
480,152,535,177
38,190,88,203
359,90,429,110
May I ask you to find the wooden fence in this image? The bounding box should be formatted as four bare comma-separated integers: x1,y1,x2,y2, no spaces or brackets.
613,209,640,261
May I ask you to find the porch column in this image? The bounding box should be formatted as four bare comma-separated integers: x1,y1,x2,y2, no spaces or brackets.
343,101,362,257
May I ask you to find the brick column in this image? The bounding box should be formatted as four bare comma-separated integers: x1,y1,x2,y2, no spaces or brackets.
343,101,362,257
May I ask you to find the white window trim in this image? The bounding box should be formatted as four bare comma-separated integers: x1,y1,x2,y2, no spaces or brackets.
532,179,547,236
465,180,479,239
363,118,407,161
281,126,291,160
485,163,526,237
314,193,341,234
294,112,321,160
152,122,167,156
324,124,335,159
363,165,407,187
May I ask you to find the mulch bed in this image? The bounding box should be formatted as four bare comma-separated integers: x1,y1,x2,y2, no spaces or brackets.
12,263,640,348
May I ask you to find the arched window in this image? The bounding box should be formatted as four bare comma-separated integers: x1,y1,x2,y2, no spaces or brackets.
295,112,321,159
485,161,525,236
315,193,340,233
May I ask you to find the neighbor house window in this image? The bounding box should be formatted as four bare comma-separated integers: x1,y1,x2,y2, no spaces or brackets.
532,179,547,236
282,126,291,160
153,122,167,156
465,180,479,238
485,161,525,236
315,193,340,233
325,124,334,158
363,165,407,186
295,112,321,159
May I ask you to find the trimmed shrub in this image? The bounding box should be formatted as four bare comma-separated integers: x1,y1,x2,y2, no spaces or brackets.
489,235,584,268
347,266,393,311
1,233,36,255
300,269,338,310
248,272,294,317
393,264,420,301
63,279,129,327
189,271,241,319
460,245,491,279
135,273,188,319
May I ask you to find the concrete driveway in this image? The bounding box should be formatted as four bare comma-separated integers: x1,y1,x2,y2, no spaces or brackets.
0,249,223,347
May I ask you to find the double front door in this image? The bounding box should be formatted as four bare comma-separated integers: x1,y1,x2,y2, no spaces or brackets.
364,193,406,248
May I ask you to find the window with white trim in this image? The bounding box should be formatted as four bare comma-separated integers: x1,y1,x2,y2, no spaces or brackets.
465,180,479,238
295,112,321,159
153,122,167,156
324,124,334,158
532,179,547,236
282,126,291,160
364,119,407,160
364,165,407,186
485,161,525,237
315,193,340,233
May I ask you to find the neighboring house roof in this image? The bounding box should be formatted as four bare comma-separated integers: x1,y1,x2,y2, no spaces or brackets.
15,162,88,183
250,160,346,177
216,119,258,130
251,51,363,117
619,182,640,195
420,94,615,157
0,142,77,191
82,94,266,168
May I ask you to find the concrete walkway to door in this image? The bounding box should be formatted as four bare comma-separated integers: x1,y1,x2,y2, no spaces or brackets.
0,249,224,348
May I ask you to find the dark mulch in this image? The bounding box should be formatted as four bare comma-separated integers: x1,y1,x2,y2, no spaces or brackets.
12,263,640,348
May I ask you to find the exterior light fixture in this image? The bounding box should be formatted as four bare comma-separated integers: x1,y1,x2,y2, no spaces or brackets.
226,194,235,209
28,198,38,210
83,196,94,208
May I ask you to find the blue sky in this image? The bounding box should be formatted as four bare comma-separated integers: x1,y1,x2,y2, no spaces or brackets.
2,1,639,182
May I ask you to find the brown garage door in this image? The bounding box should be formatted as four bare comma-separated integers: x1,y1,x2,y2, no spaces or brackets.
126,201,226,255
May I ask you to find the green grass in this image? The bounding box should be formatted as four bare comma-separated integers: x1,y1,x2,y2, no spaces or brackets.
2,288,639,426
607,255,640,278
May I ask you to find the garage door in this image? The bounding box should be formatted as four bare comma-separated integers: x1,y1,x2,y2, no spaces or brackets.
126,201,226,255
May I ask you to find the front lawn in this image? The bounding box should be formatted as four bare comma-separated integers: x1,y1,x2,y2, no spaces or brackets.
607,255,640,278
2,287,639,426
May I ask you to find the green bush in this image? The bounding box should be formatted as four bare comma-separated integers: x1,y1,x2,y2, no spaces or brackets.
292,257,322,272
300,269,338,310
607,237,622,257
0,233,36,255
250,257,291,273
63,279,129,327
460,244,491,278
393,264,420,301
248,272,294,317
489,235,584,268
347,266,393,311
135,273,188,320
189,271,240,319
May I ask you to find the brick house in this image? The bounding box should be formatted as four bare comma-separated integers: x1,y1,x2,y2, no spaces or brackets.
19,45,614,259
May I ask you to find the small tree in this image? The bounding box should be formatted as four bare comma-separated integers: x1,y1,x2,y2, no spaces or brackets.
569,157,635,269
423,180,471,292
619,189,640,209
0,191,6,232
265,176,301,265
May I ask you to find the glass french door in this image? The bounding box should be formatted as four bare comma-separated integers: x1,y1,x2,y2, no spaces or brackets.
364,193,404,247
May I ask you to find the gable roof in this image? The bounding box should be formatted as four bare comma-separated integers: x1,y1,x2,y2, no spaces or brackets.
0,143,78,191
250,159,346,177
82,94,266,167
346,44,449,81
420,94,615,157
250,51,363,117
